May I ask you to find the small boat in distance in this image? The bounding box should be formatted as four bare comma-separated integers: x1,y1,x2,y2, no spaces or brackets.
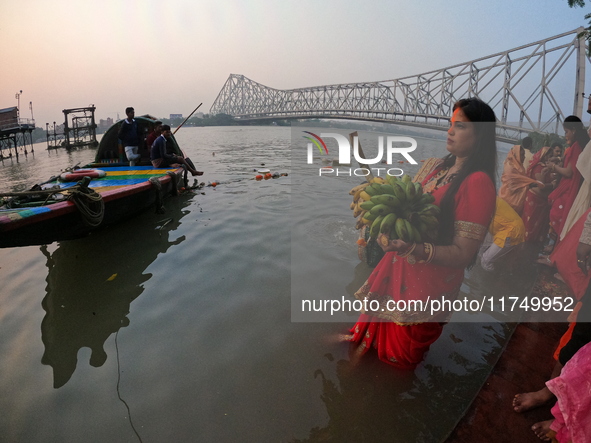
0,116,189,248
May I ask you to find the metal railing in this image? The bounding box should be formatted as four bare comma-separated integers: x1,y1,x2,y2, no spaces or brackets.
0,118,36,131
211,28,588,142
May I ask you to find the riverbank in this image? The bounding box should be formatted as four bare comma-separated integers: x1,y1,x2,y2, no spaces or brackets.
447,266,571,442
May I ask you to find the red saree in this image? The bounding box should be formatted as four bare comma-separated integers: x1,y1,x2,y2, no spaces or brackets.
522,147,552,243
349,170,496,369
550,208,591,300
549,142,583,237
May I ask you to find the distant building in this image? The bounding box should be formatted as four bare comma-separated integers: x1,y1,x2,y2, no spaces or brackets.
98,117,114,132
170,114,183,119
195,112,204,119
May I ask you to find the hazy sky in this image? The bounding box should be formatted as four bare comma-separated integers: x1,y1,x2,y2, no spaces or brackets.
1,0,590,126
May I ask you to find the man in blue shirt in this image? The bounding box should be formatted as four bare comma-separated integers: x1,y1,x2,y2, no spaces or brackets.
150,125,202,176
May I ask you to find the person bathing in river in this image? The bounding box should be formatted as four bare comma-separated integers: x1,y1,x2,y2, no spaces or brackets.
344,98,497,370
150,125,202,176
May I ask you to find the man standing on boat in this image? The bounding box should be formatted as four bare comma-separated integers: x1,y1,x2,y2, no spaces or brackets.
150,125,202,176
118,107,142,166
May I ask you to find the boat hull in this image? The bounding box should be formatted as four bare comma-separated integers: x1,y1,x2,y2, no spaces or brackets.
0,167,184,248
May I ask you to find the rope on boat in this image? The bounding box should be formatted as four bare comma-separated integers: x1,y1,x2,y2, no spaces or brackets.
149,177,165,214
0,187,70,198
68,177,104,227
1,185,72,209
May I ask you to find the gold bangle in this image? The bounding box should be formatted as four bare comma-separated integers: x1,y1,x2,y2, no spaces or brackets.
398,242,416,258
428,243,436,264
417,243,435,264
417,243,429,263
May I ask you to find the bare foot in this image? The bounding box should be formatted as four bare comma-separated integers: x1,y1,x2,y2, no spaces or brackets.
536,255,554,267
324,333,353,345
531,419,553,441
513,388,554,412
191,170,204,177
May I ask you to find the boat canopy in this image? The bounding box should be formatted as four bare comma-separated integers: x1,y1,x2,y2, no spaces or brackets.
95,116,182,163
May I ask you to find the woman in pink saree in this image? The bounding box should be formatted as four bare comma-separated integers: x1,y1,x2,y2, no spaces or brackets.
546,341,591,442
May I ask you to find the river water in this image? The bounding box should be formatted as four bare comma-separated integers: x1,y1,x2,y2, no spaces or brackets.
0,126,532,442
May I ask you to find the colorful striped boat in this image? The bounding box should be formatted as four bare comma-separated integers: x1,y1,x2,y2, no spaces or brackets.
0,117,188,248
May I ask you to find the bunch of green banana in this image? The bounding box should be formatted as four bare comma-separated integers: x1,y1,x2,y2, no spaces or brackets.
348,174,440,243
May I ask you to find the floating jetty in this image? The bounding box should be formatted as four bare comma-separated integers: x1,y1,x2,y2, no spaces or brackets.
0,106,35,159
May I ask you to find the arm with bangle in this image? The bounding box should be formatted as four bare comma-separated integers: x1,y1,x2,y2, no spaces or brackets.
380,171,494,268
379,235,484,269
551,161,573,179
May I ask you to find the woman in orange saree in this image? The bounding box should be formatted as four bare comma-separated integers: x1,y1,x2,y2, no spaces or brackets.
498,144,539,215
347,98,497,370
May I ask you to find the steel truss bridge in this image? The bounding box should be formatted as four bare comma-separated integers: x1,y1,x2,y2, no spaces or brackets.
210,28,589,143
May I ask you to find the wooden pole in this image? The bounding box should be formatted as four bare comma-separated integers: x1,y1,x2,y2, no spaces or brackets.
173,103,203,134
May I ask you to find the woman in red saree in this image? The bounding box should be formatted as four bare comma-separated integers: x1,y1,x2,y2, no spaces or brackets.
550,208,591,301
548,116,589,240
522,146,555,243
347,98,497,370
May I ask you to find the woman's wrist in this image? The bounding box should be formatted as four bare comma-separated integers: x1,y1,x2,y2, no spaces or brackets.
398,242,417,257
412,242,436,263
412,243,426,260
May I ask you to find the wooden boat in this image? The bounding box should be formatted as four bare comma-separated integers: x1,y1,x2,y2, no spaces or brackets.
0,117,188,248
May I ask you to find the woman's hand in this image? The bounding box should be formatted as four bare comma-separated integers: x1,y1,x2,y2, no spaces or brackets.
377,234,412,253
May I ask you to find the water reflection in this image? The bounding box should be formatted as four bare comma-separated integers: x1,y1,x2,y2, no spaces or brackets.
39,196,192,388
294,321,510,443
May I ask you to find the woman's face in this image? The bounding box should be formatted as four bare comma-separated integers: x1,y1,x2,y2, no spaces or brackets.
564,127,575,145
552,146,562,157
446,108,476,159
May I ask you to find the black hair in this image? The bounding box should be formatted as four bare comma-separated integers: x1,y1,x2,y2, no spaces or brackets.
437,98,498,245
161,124,171,131
522,136,533,150
125,107,134,114
563,115,590,149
